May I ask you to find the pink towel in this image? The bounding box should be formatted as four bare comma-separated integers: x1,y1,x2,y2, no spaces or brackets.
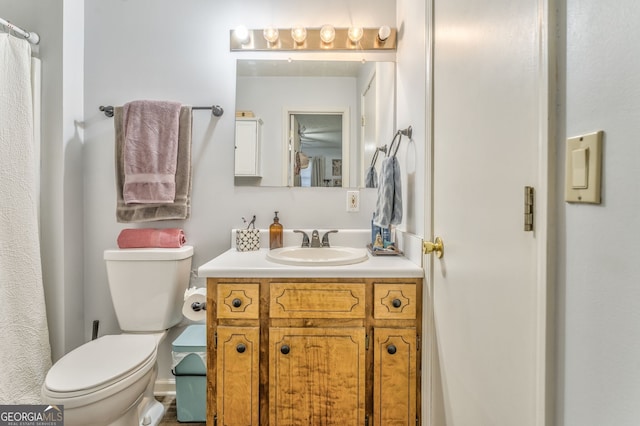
117,228,186,248
122,100,182,204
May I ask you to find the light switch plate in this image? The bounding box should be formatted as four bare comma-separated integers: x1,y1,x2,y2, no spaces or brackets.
565,131,603,204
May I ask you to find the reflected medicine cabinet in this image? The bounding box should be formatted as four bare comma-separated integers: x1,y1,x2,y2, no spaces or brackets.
235,117,263,177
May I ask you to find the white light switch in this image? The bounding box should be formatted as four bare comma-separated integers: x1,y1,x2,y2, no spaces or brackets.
571,147,588,189
565,131,603,204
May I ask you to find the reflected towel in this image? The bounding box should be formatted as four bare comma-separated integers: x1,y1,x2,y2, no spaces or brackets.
123,100,182,203
365,165,378,188
117,228,186,248
115,106,193,222
373,156,402,228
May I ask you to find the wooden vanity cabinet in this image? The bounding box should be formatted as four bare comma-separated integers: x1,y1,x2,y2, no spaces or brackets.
207,277,422,426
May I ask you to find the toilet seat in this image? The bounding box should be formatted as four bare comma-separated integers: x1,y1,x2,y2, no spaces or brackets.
43,334,157,406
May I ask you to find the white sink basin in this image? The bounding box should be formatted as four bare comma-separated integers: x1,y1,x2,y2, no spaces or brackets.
266,246,369,266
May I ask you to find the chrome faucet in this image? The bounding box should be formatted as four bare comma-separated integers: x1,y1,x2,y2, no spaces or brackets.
321,230,338,247
294,229,339,248
293,230,310,247
310,230,321,247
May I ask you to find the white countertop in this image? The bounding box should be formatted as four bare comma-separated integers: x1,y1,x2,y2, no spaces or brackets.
197,247,423,278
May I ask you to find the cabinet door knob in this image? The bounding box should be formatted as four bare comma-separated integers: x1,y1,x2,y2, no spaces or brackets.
280,344,290,355
392,298,402,308
387,344,397,355
232,298,242,308
236,343,246,353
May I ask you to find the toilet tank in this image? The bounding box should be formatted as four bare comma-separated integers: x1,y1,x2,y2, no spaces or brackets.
104,246,194,332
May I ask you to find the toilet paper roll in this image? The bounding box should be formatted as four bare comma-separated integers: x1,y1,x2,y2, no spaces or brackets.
182,287,207,322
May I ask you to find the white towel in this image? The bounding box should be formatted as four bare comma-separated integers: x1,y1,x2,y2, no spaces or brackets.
0,35,52,404
373,156,402,228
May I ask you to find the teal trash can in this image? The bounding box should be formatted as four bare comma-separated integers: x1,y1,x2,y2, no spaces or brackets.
172,324,206,422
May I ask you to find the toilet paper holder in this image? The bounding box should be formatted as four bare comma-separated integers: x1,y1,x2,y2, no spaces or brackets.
191,302,206,311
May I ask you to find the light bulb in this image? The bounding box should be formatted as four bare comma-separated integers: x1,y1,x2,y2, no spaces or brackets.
263,27,279,43
319,25,336,44
378,25,391,42
291,26,307,43
234,25,250,44
348,26,364,43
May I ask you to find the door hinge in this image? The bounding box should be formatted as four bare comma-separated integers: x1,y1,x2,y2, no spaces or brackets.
524,186,534,232
417,334,420,351
214,331,217,349
361,115,366,127
365,414,369,426
213,414,217,426
365,334,370,350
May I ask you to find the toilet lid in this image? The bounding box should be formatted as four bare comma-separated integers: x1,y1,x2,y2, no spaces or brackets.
45,334,156,393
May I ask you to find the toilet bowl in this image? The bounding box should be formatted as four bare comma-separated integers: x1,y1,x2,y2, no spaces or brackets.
42,246,193,426
42,334,158,426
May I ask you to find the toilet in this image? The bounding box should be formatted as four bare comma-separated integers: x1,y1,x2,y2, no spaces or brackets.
42,246,194,426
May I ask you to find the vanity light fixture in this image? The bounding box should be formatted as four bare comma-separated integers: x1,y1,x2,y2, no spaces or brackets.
319,25,336,44
263,26,279,44
234,25,251,45
291,26,307,44
347,26,364,43
230,26,396,51
377,25,391,42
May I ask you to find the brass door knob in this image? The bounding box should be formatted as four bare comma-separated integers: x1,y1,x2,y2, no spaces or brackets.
423,237,444,259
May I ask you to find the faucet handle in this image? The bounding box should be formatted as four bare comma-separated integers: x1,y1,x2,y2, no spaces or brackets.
293,230,310,247
310,230,321,248
321,230,339,247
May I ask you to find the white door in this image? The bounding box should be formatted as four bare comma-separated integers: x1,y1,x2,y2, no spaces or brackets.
428,0,550,424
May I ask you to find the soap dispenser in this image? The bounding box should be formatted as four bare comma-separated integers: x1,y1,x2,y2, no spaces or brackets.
269,211,283,249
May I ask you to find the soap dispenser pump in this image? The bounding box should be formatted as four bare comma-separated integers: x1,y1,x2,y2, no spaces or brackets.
269,211,283,249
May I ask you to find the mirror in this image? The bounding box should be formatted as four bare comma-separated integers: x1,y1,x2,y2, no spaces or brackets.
234,59,395,188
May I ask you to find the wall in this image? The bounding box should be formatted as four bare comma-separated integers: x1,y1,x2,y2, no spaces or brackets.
396,0,427,238
558,0,640,424
83,0,396,385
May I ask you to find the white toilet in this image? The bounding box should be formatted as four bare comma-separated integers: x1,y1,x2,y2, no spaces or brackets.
42,246,194,426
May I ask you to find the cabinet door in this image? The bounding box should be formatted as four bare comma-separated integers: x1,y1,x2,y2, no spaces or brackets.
235,119,260,176
269,327,365,425
373,328,417,426
216,326,260,426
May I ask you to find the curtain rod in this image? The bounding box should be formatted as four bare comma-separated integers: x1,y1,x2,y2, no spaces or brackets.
99,105,224,118
0,17,40,45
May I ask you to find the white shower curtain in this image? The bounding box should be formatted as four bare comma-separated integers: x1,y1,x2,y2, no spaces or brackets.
0,34,51,403
310,156,326,187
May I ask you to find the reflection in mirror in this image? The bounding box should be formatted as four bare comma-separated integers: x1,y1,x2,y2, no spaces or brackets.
234,59,395,188
290,113,345,187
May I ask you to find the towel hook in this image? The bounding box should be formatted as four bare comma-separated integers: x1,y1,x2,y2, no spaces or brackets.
370,144,388,167
99,105,114,118
399,126,413,139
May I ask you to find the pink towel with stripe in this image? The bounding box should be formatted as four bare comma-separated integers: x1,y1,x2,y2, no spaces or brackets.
122,100,182,204
117,228,186,248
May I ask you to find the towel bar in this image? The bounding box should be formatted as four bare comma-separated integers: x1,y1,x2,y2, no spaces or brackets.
99,104,224,118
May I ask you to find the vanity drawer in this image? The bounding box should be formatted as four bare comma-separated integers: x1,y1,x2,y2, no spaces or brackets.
373,283,417,319
217,283,260,319
270,282,365,319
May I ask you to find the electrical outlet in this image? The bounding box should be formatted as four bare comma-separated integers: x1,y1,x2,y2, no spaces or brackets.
347,190,360,212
